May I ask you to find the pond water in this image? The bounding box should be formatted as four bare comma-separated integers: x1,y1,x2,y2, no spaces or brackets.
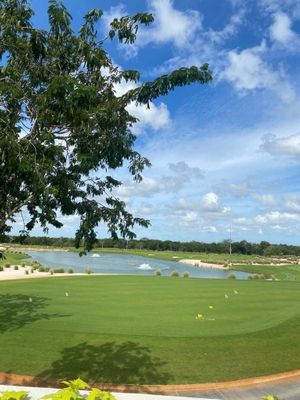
27,251,249,280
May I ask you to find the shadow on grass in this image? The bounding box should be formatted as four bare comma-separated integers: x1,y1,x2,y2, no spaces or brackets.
38,341,172,385
0,294,69,333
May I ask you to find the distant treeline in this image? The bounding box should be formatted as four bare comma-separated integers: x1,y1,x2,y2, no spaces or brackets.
4,236,300,256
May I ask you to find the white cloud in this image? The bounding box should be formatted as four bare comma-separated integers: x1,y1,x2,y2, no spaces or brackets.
115,177,161,201
254,194,276,206
202,225,218,233
114,77,171,133
201,192,229,213
140,0,202,49
255,211,300,224
168,161,205,179
260,132,300,157
127,102,171,133
270,12,296,45
222,42,295,102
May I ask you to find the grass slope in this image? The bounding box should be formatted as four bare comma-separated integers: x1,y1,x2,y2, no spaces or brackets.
0,252,29,267
1,276,300,384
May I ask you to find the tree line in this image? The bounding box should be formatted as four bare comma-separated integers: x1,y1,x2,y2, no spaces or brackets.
5,236,300,256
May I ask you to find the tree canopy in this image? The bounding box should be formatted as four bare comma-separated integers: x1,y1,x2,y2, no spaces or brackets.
0,0,212,252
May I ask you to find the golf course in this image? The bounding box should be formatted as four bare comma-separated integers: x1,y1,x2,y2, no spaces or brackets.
1,275,300,384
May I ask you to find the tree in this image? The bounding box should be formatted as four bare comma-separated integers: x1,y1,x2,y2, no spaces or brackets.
0,0,212,253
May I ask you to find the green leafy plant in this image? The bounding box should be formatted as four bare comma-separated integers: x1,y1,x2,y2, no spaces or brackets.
68,267,74,274
262,396,280,400
183,271,189,278
155,269,161,276
42,378,116,400
85,267,93,275
0,391,28,400
171,270,179,277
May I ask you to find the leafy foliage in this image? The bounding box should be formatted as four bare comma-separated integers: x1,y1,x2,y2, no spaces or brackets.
0,0,212,252
42,379,116,400
0,392,28,400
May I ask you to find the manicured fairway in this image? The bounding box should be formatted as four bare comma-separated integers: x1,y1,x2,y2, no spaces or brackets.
1,276,300,384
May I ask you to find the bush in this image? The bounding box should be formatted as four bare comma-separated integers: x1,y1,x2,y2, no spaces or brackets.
183,271,189,278
38,266,46,272
31,268,34,274
21,263,26,268
155,269,161,276
67,267,74,274
227,273,236,280
171,270,179,277
0,266,3,272
14,265,19,270
25,270,29,275
4,263,10,268
50,269,54,275
85,267,93,274
53,268,65,273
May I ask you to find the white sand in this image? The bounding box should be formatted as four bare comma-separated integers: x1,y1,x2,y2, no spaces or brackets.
179,259,228,270
0,265,86,281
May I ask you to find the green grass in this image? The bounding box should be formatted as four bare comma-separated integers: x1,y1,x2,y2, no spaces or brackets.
234,264,300,281
1,276,300,384
0,252,29,266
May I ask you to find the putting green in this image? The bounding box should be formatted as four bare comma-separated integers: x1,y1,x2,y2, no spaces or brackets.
0,276,300,384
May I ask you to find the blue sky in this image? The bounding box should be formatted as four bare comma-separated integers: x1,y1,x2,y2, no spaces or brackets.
16,0,300,244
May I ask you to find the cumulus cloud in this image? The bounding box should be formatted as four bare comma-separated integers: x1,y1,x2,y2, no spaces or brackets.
270,12,297,45
254,211,300,224
114,77,171,134
142,0,202,48
260,132,300,157
168,161,205,179
201,192,229,214
222,42,295,102
254,194,277,206
162,161,205,192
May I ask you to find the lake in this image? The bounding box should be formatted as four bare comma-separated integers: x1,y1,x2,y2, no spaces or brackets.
27,251,249,280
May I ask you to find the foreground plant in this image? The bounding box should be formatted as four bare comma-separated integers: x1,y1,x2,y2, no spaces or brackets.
0,379,116,400
0,0,212,253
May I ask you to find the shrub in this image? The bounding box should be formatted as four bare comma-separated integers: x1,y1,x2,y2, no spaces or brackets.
53,268,65,273
30,268,34,274
21,263,26,268
85,267,93,274
183,271,189,278
14,265,19,270
4,263,10,268
227,273,236,280
50,269,54,275
0,266,3,272
171,270,179,277
38,266,46,272
25,270,29,275
68,267,74,274
155,269,161,276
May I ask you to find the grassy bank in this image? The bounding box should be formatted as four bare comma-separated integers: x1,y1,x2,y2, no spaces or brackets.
1,276,300,384
0,252,29,267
